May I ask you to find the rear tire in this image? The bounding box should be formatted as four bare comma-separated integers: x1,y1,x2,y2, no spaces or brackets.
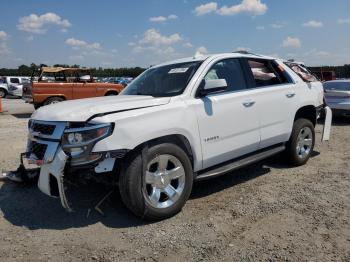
0,88,7,98
285,118,315,166
119,143,193,220
43,97,64,106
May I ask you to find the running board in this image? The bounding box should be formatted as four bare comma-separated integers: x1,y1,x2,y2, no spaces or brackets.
195,145,285,181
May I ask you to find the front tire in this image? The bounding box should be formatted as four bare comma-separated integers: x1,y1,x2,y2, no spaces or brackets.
119,143,193,220
285,118,315,166
0,88,7,98
43,97,64,106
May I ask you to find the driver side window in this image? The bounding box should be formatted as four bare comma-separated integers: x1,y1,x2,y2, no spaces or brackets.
204,59,247,92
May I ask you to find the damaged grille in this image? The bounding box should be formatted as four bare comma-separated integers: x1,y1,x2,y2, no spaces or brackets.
32,122,56,135
31,141,48,160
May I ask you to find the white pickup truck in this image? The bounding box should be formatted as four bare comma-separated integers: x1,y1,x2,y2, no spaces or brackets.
23,52,331,220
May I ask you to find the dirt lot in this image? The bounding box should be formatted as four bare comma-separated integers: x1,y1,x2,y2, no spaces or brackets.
0,98,349,262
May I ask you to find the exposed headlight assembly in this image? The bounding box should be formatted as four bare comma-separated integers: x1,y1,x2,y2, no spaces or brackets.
62,123,113,166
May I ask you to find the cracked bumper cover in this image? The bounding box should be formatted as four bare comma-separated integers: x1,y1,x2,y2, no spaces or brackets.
37,147,73,212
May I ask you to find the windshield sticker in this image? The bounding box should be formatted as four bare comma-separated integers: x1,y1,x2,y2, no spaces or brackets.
168,68,189,74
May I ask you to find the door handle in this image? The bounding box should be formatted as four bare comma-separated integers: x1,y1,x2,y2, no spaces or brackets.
286,93,296,98
242,100,255,107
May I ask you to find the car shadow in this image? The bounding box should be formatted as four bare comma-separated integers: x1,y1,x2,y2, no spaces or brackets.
0,179,148,230
0,151,321,230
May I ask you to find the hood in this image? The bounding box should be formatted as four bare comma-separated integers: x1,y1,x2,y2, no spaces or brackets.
31,95,171,122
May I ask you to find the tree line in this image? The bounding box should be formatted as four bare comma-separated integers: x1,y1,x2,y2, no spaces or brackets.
1,63,350,79
0,63,146,78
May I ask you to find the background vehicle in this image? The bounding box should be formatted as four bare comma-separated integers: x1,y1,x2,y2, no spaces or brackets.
324,80,350,117
0,76,29,98
23,53,330,220
22,67,125,108
312,70,337,81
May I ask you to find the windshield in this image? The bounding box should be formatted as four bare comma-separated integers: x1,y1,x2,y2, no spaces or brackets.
122,61,202,97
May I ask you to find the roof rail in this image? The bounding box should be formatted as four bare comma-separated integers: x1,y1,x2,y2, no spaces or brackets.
232,50,263,57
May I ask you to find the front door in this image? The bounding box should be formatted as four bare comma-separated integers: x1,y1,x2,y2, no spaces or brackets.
193,58,261,169
73,82,96,99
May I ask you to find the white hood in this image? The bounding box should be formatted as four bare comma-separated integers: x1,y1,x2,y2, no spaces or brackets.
31,95,171,122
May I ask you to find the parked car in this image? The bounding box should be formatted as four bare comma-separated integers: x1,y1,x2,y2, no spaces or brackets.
312,70,337,82
22,67,125,109
323,80,350,117
0,76,30,98
22,52,331,220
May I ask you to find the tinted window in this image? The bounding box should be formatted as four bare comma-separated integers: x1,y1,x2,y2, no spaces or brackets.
122,61,202,97
247,59,289,87
324,81,350,91
10,78,20,84
204,59,246,92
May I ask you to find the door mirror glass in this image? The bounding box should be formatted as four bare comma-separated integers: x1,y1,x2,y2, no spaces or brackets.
80,75,91,82
198,79,228,96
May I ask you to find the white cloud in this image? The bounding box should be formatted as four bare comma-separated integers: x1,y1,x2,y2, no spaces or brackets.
132,45,175,56
302,20,323,28
183,42,193,48
128,42,136,46
65,38,101,50
150,16,167,22
149,14,178,22
17,12,71,34
139,28,182,46
168,14,178,20
282,37,301,48
217,0,267,16
194,0,267,16
0,31,8,41
256,26,265,30
235,47,251,52
196,46,208,54
194,2,218,16
270,23,284,29
337,18,350,24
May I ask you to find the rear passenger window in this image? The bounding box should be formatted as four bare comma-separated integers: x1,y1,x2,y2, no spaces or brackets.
247,59,290,87
204,59,246,92
10,78,20,84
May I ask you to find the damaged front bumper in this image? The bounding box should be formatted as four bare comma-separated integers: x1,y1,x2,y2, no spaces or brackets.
37,148,72,211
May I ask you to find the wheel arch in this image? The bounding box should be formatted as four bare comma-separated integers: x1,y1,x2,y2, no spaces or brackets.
43,95,66,104
294,105,317,126
130,134,195,169
104,90,119,96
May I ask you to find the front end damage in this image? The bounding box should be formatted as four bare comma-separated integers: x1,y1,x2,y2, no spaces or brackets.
23,119,122,211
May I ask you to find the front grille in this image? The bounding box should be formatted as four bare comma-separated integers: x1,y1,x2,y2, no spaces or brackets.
33,123,55,135
31,141,48,160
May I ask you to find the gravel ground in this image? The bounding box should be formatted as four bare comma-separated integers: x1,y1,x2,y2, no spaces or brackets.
0,98,349,262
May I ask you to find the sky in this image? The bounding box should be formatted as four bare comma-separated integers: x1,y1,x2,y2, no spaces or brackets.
0,0,350,68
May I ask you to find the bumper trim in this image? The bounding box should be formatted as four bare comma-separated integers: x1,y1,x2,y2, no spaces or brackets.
38,148,73,212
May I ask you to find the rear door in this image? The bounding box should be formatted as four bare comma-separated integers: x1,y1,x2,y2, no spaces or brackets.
193,58,261,169
242,58,298,148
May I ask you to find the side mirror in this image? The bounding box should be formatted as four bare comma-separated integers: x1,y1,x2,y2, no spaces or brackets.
80,75,91,82
197,79,228,97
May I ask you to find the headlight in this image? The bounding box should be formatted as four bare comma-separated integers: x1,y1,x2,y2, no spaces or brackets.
62,123,113,166
62,123,112,147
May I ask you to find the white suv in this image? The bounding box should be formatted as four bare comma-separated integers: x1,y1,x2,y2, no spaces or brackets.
23,52,331,220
